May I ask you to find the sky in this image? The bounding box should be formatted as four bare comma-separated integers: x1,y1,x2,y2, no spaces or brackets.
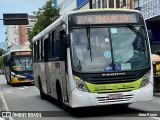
0,0,47,42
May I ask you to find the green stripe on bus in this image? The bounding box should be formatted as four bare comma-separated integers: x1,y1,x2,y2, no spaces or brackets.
85,78,142,93
13,66,21,68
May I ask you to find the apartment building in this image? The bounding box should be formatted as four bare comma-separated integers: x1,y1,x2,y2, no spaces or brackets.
5,15,37,51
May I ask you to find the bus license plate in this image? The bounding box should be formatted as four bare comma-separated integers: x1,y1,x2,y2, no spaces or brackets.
108,94,122,100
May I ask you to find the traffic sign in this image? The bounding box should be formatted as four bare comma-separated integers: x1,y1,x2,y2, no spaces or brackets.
3,13,28,25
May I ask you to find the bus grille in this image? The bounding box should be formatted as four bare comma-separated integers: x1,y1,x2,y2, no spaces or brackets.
85,76,137,84
18,78,33,81
96,94,134,104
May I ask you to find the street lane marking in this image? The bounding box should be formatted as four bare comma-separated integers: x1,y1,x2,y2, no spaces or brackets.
0,91,14,120
18,86,28,89
152,117,160,120
1,90,13,93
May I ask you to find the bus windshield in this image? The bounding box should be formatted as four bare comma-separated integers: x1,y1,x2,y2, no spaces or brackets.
70,25,149,72
12,57,32,71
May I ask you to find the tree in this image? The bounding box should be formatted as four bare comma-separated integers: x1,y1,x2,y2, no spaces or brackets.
0,48,5,69
27,0,60,49
0,57,4,69
0,48,5,56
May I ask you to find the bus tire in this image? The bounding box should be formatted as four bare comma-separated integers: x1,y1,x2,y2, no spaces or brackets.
56,82,67,110
38,78,46,100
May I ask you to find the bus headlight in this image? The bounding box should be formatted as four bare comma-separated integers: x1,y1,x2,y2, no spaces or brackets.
16,75,26,78
74,76,89,92
140,71,150,88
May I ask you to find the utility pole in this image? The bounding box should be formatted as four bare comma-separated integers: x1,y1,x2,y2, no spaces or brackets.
89,0,92,9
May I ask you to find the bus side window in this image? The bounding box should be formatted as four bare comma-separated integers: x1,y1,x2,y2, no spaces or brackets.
48,33,51,59
53,31,60,59
41,38,44,61
49,32,52,59
34,41,38,61
51,31,55,58
39,39,41,61
44,36,50,61
47,33,51,59
59,30,66,60
37,40,40,61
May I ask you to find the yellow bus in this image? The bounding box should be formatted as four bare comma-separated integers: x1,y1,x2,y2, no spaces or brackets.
3,50,33,85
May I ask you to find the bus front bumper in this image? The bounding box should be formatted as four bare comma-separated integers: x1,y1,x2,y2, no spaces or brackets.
70,83,153,108
11,77,34,84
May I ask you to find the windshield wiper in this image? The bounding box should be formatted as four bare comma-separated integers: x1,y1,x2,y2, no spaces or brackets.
127,24,147,40
86,27,93,61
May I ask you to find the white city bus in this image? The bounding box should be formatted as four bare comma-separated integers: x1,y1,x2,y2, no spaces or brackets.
33,9,153,108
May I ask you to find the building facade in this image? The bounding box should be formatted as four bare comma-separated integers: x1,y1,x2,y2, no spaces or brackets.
134,0,160,53
5,15,37,51
58,0,134,15
58,0,160,54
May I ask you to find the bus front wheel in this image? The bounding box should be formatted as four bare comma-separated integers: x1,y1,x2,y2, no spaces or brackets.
56,82,67,110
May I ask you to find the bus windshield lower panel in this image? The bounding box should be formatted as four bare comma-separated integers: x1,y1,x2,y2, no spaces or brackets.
70,26,149,73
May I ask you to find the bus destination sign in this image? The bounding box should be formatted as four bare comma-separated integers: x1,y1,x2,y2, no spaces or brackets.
75,13,137,24
15,51,32,55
